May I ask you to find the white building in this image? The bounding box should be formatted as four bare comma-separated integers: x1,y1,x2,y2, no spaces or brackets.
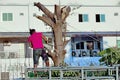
0,0,120,46
0,0,120,79
0,0,120,32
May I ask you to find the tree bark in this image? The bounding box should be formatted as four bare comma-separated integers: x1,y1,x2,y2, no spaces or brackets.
53,24,64,66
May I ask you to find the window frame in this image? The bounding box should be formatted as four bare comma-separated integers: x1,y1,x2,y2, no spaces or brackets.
2,13,13,21
79,14,89,22
96,14,105,22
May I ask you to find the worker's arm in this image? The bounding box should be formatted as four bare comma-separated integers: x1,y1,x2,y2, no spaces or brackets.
42,35,48,43
28,42,33,48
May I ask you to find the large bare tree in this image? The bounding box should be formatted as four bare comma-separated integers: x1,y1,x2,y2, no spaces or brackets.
34,2,71,66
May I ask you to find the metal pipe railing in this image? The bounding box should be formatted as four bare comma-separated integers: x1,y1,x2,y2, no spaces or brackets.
25,65,120,80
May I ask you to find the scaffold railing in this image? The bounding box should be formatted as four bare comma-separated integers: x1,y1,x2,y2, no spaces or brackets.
25,65,120,80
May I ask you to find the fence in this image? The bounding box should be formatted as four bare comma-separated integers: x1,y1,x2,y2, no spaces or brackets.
25,65,120,80
0,51,53,80
0,50,120,80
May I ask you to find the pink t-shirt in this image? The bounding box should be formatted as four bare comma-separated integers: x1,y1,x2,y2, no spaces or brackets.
28,32,44,49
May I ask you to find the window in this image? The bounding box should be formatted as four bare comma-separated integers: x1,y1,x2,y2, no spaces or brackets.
76,43,80,49
79,14,88,22
80,42,84,49
76,42,84,49
87,41,94,49
96,14,105,22
2,13,13,21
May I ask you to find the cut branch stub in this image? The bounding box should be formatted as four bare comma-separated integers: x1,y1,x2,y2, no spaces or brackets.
34,2,54,22
61,6,71,22
54,5,61,20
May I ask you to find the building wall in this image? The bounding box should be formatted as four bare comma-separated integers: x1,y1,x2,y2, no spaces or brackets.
0,5,29,32
67,6,120,32
0,0,119,5
0,0,120,32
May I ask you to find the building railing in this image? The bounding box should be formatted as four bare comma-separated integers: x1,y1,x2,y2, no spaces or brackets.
25,65,120,80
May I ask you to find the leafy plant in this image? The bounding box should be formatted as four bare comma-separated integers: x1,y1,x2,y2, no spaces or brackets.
99,47,120,66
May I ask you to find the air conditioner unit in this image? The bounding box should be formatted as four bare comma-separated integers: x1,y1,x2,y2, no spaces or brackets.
92,50,98,57
71,51,76,57
81,50,87,57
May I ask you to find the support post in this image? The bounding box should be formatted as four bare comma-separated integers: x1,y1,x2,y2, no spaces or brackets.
81,68,84,80
49,68,51,80
60,70,63,80
116,66,118,80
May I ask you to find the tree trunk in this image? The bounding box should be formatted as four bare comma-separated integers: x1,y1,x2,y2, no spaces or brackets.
52,24,65,66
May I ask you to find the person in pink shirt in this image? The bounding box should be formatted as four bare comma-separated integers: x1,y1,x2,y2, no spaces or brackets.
28,29,49,75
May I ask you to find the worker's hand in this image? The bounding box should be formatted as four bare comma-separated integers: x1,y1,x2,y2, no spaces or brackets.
46,40,48,44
